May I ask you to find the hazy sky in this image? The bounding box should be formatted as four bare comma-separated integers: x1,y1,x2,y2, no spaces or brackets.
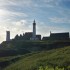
0,0,70,43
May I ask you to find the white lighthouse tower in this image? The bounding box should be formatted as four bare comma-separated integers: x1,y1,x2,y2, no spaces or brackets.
30,20,38,40
6,31,10,41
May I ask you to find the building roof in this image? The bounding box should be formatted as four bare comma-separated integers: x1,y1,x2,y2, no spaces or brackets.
50,32,69,37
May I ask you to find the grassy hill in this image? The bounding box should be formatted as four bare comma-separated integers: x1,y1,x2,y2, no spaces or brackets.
3,46,70,70
1,40,70,57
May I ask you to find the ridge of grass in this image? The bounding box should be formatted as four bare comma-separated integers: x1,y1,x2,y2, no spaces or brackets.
4,46,70,70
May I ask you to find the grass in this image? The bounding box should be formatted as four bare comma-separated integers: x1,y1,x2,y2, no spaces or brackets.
3,46,70,70
39,66,64,70
0,56,18,62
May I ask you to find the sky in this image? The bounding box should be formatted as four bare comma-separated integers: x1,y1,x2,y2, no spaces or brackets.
0,0,70,43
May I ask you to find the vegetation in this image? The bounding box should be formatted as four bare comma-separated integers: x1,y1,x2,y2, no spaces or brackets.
3,46,70,70
1,40,70,52
0,40,70,70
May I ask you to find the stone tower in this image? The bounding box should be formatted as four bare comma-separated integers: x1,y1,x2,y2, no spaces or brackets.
6,31,10,41
33,20,36,39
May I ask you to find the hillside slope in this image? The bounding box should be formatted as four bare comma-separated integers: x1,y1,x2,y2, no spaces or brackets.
1,40,70,57
4,46,70,70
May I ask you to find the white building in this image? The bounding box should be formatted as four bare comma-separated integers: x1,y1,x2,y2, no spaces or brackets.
30,20,38,40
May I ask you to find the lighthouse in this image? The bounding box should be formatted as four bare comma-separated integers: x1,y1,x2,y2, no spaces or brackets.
30,20,38,40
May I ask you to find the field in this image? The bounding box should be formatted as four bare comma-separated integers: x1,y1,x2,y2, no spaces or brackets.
2,46,70,70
